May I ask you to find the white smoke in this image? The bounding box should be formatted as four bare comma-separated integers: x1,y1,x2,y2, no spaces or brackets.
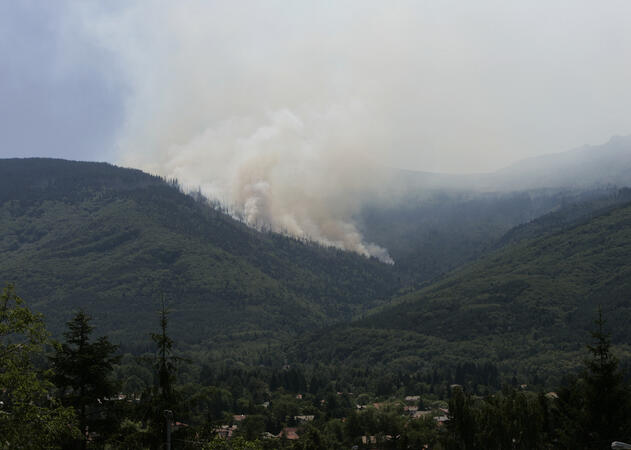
70,1,631,264
149,105,395,261
72,2,405,262
130,103,394,262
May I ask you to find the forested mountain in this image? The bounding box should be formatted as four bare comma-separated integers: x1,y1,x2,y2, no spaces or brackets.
3,155,631,379
357,135,631,284
4,154,631,448
357,187,626,284
297,195,631,385
0,158,398,353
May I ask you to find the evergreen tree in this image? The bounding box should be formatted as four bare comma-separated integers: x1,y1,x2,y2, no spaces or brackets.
152,298,176,406
143,296,183,449
582,308,630,446
555,308,631,449
50,310,120,449
445,386,477,450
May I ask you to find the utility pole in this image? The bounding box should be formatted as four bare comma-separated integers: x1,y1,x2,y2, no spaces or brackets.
164,410,173,450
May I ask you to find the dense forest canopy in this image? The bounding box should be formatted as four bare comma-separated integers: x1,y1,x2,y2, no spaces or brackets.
2,157,631,448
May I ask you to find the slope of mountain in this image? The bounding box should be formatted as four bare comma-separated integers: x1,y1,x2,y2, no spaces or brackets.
357,135,631,284
4,142,631,376
296,198,631,385
0,158,398,352
357,187,629,285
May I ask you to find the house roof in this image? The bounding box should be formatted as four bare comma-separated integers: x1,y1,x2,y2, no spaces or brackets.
279,427,299,440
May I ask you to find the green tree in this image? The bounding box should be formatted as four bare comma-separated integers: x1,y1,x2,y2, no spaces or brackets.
475,388,550,449
555,308,631,449
50,310,120,448
142,296,184,449
203,436,263,450
445,386,477,450
0,284,78,448
295,423,329,450
238,415,267,441
401,416,439,450
582,308,630,446
153,298,176,406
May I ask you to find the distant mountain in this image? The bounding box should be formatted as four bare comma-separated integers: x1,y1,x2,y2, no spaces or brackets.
0,158,398,353
357,188,623,284
357,135,631,284
296,195,631,385
381,135,631,193
489,135,631,190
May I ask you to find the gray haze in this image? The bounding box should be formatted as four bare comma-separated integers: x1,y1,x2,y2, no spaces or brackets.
2,1,631,259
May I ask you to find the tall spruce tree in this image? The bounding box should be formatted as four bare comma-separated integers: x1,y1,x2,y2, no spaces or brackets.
50,310,120,449
581,308,630,447
152,297,176,406
555,308,631,449
144,296,182,449
445,386,477,450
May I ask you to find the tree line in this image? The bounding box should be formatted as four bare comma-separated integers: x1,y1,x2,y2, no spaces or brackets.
2,283,631,449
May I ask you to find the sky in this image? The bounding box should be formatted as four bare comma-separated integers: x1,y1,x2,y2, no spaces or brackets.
2,1,631,259
2,1,630,172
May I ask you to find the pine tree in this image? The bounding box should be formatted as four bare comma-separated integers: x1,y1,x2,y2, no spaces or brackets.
446,386,477,449
152,297,176,406
143,296,183,449
50,310,120,449
555,308,631,449
581,308,630,447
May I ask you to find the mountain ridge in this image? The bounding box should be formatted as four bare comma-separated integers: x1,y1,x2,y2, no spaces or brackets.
0,158,398,355
295,196,631,385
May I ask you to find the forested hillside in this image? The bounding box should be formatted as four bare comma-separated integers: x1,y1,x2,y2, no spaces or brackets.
4,158,631,380
298,197,631,385
356,135,631,285
357,187,626,284
0,159,398,353
4,158,631,448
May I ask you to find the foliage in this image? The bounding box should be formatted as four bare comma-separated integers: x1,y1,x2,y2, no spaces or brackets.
50,309,120,448
4,159,631,385
152,297,177,405
554,309,631,449
298,198,631,384
439,313,631,450
203,436,263,449
0,284,78,448
0,158,398,357
443,386,553,449
140,298,186,449
5,158,631,447
358,187,631,285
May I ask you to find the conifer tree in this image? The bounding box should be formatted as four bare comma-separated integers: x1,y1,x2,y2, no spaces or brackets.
446,386,477,449
50,310,120,449
582,308,630,446
555,308,631,449
143,296,183,449
152,297,176,406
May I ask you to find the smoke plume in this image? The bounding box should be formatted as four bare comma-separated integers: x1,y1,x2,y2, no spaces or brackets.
71,1,631,263
142,105,395,262
78,2,409,262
